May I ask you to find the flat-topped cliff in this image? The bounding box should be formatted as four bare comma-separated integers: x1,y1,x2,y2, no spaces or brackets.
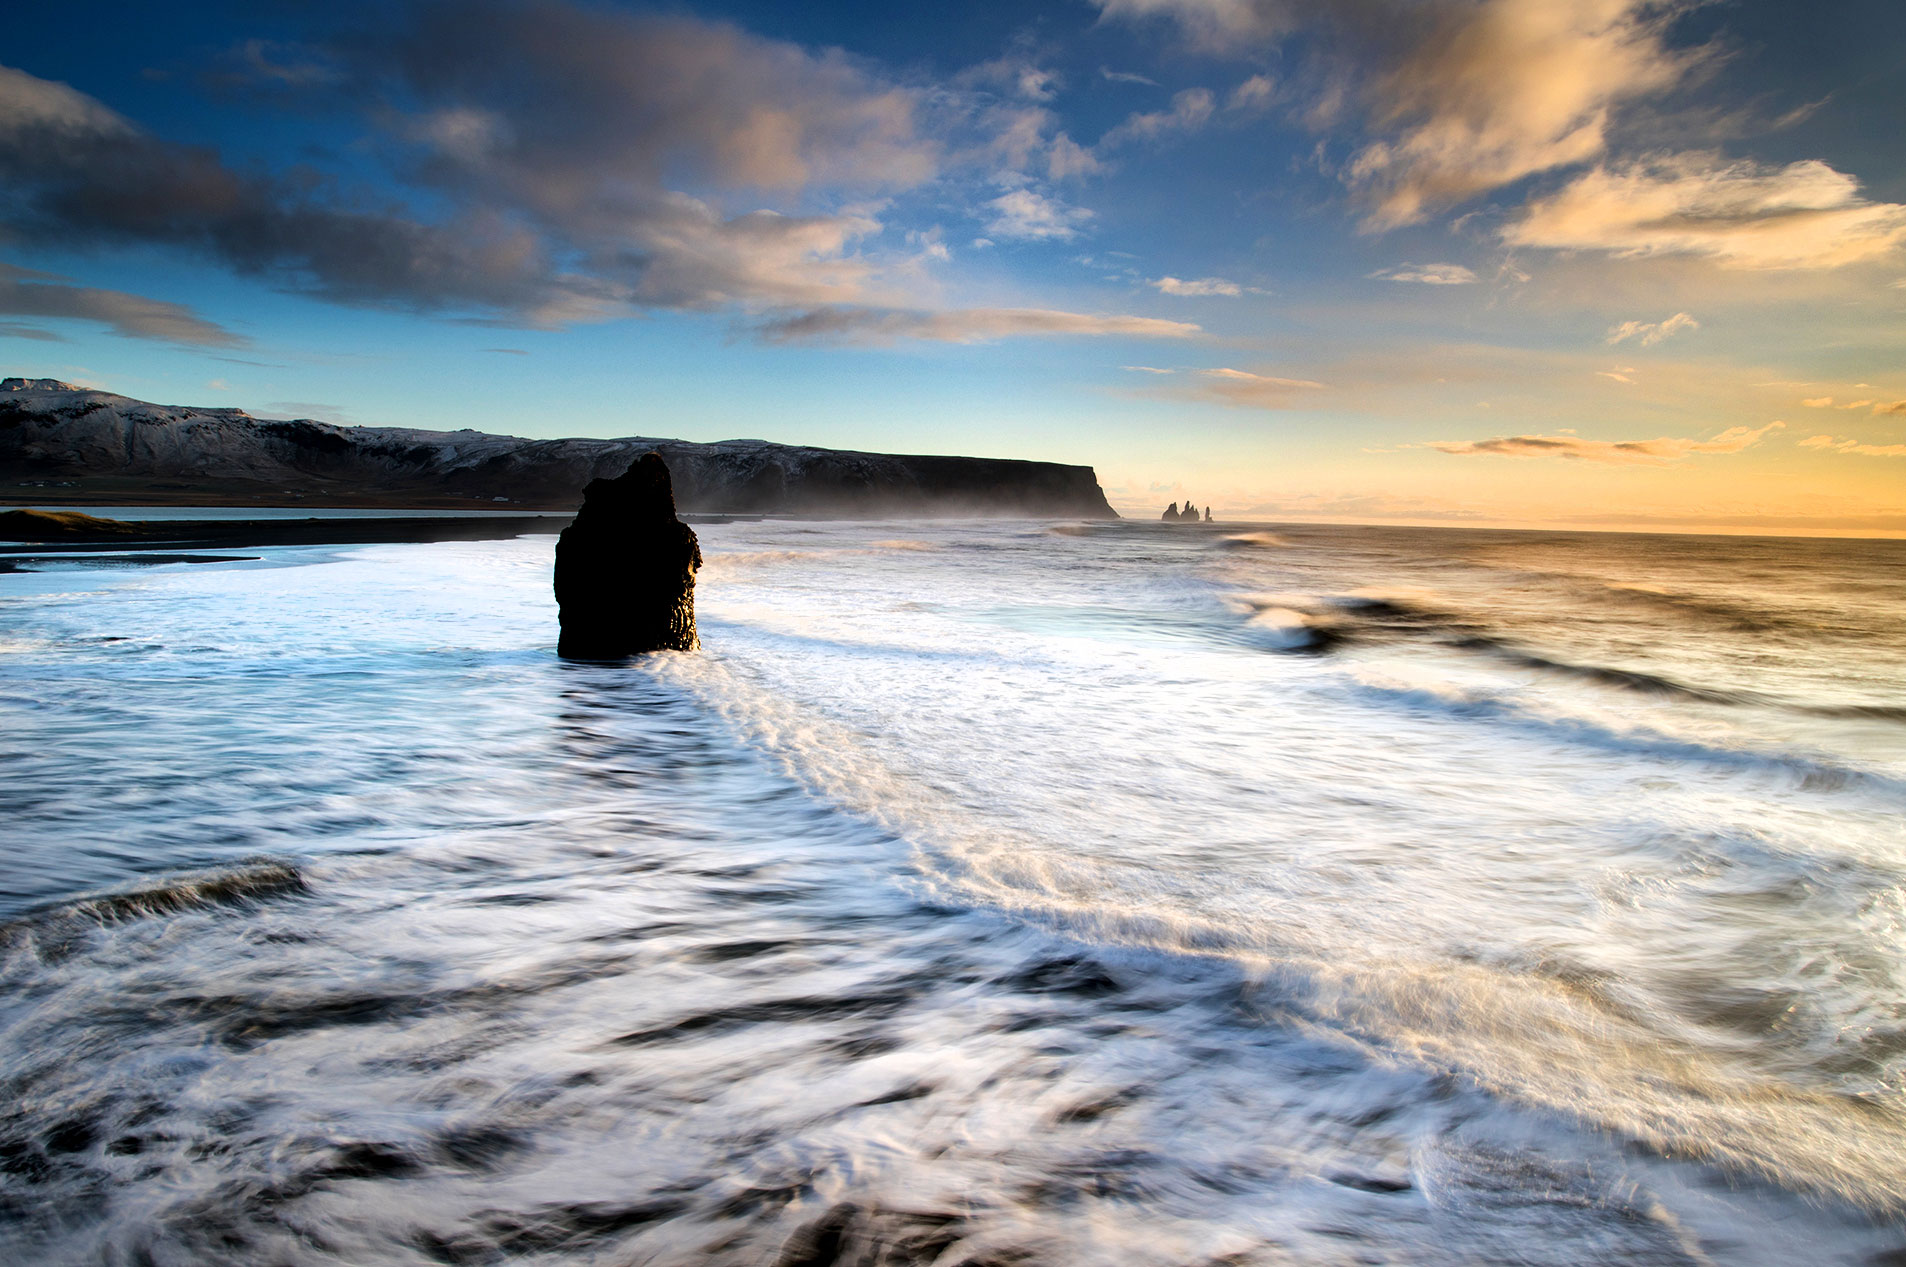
0,379,1117,518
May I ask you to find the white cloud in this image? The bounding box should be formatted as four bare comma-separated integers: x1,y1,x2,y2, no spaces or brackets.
1099,88,1217,149
1152,275,1244,296
1431,420,1785,464
1367,262,1478,285
1093,0,1293,45
983,188,1094,240
1228,74,1275,112
1047,133,1105,180
1506,154,1906,269
1606,311,1698,346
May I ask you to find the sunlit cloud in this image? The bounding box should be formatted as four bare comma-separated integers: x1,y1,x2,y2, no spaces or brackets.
1096,0,1696,230
1799,434,1906,457
983,188,1094,240
750,306,1201,344
1367,263,1477,285
1191,367,1328,408
1802,396,1833,407
1606,311,1698,346
1505,154,1906,268
1348,0,1689,230
1431,420,1785,464
1151,276,1243,296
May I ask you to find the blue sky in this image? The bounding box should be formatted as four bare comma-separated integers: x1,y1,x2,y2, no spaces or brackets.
3,0,1904,530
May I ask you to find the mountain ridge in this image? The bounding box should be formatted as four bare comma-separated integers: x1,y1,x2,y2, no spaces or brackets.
0,378,1118,518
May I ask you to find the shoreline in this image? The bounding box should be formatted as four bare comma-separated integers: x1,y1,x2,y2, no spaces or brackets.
0,512,577,555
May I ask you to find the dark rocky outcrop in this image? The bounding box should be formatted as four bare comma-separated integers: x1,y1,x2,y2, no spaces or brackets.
554,454,701,658
1,379,1118,518
1162,500,1208,523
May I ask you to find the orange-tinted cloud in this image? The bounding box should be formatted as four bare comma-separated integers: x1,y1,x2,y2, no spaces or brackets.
1799,434,1906,458
1506,154,1906,268
1431,420,1783,463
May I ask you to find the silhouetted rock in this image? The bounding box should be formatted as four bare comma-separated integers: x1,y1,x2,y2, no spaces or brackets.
1162,502,1182,522
554,453,701,658
1203,506,1212,522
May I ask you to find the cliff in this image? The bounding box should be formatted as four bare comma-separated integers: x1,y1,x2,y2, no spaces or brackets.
0,379,1117,519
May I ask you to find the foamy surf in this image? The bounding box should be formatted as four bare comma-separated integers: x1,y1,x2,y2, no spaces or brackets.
2,519,1902,1264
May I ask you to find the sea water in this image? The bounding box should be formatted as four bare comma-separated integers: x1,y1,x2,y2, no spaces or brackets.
1,519,1903,1265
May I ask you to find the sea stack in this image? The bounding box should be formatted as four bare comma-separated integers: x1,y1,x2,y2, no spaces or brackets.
554,452,702,658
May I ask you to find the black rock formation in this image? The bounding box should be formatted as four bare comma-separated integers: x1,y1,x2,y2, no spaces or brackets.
554,453,702,658
1163,500,1207,523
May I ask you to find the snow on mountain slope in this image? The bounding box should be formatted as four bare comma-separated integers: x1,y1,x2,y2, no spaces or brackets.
0,379,1117,517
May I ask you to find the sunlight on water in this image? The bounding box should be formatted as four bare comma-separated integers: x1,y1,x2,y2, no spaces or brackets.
2,521,1903,1264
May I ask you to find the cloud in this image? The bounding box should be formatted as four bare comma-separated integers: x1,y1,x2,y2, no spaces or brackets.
0,4,962,330
1606,311,1698,346
958,53,1061,104
1596,369,1633,384
1228,75,1275,113
0,262,245,346
1093,0,1295,46
1431,420,1784,463
983,189,1093,240
1367,262,1477,285
1097,0,1693,228
1802,396,1833,407
624,196,884,308
260,401,356,424
750,306,1201,344
1505,154,1906,268
1047,134,1105,180
1874,401,1906,416
1099,88,1217,149
1122,364,1176,374
1151,276,1243,296
1799,435,1906,458
0,321,68,342
1159,366,1328,409
0,64,616,322
1101,67,1160,87
1345,0,1689,230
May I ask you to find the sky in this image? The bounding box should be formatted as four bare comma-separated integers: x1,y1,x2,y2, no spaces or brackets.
2,0,1903,533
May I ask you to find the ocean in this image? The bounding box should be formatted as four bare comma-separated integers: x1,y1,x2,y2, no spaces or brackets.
2,518,1903,1265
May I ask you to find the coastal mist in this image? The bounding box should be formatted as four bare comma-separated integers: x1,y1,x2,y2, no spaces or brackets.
3,520,1904,1265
